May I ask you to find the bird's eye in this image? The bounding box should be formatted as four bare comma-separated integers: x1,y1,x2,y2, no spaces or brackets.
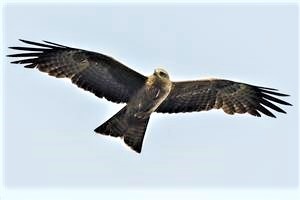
159,71,167,77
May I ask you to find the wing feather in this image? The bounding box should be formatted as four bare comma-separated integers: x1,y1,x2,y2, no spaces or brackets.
156,79,292,117
7,40,147,103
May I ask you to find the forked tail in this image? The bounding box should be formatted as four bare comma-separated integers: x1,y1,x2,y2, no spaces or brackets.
94,106,150,153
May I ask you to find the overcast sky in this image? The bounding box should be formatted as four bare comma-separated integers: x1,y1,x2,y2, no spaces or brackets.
3,2,298,197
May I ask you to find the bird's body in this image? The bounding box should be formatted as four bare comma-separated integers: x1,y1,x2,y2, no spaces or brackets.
8,40,292,153
94,68,172,152
134,69,172,117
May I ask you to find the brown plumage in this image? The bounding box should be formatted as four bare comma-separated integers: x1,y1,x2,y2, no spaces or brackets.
157,80,291,118
7,39,292,153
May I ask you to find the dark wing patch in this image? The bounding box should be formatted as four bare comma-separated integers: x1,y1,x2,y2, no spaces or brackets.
156,79,292,117
7,39,147,103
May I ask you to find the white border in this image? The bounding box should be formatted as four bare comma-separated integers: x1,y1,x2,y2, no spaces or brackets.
1,0,300,3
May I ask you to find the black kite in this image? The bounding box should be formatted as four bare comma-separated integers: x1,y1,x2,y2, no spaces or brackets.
8,40,292,153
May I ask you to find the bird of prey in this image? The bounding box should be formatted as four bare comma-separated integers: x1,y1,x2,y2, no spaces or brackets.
8,39,292,153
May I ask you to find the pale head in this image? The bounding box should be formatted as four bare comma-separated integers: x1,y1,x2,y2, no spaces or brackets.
154,68,170,79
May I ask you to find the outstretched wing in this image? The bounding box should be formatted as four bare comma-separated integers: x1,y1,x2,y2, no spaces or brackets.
7,39,147,103
156,79,292,117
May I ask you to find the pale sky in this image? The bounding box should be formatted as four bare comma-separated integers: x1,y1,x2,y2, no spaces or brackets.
2,3,299,200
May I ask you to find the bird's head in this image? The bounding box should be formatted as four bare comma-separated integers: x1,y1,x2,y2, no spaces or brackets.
154,68,170,80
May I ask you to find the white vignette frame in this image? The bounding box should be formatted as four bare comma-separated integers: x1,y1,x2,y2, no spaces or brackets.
0,0,299,200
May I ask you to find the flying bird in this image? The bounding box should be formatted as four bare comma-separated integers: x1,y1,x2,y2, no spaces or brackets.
7,39,292,153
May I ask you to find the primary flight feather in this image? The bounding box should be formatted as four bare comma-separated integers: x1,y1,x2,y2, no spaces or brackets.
8,39,292,153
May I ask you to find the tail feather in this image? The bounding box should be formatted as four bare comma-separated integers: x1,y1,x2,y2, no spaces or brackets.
123,118,150,153
94,106,150,153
